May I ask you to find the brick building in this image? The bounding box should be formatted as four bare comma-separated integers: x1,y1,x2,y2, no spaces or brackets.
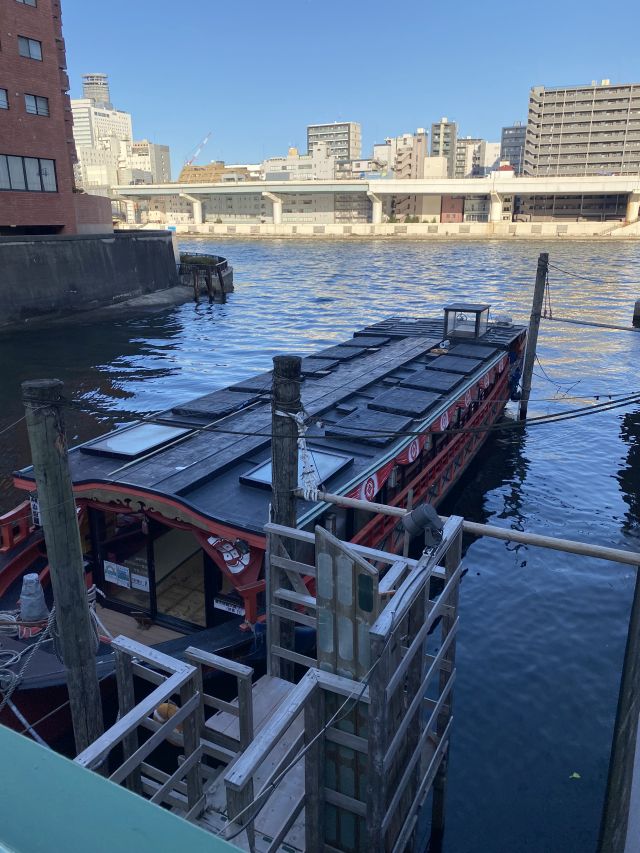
0,0,87,233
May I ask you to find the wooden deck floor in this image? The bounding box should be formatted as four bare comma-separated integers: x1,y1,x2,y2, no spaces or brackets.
96,605,183,645
199,675,305,852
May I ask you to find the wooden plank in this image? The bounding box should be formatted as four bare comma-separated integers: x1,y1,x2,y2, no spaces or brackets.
256,731,304,797
150,745,203,804
271,553,316,579
203,694,240,716
238,673,254,751
271,645,317,669
316,669,371,703
274,587,317,609
111,635,193,675
271,603,317,629
366,633,390,851
110,692,201,785
180,673,204,808
131,661,166,686
75,668,191,769
324,787,367,817
305,685,324,851
114,646,142,794
266,793,305,853
325,727,368,754
378,559,410,594
185,646,253,679
224,671,317,791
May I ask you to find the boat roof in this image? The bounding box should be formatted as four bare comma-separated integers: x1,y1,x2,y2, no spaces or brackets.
15,313,526,537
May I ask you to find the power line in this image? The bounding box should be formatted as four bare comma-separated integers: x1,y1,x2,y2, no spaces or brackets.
547,262,620,284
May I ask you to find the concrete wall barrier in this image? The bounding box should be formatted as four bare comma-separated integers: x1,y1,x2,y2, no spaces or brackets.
0,230,179,327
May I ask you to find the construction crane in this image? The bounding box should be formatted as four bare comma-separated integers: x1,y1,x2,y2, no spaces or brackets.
184,132,212,167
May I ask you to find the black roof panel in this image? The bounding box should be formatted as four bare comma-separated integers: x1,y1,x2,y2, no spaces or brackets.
427,355,484,374
399,370,463,393
325,408,414,447
368,387,442,418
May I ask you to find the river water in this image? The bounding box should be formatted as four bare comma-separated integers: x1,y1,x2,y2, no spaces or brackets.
1,238,639,852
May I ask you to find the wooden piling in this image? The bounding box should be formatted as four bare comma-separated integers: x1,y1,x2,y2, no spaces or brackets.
633,299,640,329
21,379,104,754
270,355,302,680
519,252,549,420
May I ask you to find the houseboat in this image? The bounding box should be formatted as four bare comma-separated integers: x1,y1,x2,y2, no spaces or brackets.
0,303,526,740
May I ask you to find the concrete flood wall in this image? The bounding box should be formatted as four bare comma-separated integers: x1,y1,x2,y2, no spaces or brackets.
170,220,640,239
0,230,179,328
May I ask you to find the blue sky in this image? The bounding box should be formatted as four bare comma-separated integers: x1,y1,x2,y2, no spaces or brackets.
63,0,640,176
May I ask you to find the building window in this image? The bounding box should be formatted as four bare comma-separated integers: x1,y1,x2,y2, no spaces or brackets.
24,94,49,116
0,89,8,109
16,0,38,5
0,154,57,192
18,36,42,60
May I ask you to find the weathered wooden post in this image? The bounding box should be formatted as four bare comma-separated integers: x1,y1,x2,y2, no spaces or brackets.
270,355,302,681
22,379,104,754
519,252,549,420
633,300,640,329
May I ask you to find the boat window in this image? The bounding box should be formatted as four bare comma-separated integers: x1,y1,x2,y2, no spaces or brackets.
240,448,353,490
81,423,191,458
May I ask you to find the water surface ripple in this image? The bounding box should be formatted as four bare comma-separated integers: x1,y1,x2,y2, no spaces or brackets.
1,238,639,853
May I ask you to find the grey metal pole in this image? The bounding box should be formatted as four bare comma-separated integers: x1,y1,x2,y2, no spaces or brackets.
22,379,104,754
519,252,549,420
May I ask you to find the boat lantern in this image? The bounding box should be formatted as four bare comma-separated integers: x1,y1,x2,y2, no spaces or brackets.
443,302,490,340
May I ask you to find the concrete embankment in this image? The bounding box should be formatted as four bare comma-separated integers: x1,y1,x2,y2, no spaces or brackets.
168,220,640,239
0,230,182,329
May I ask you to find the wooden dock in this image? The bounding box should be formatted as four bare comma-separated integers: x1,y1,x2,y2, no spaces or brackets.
74,517,464,852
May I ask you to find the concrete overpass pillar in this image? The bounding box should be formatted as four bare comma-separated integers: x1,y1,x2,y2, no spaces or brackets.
626,191,640,223
179,193,203,226
262,191,283,225
489,192,503,223
367,191,383,225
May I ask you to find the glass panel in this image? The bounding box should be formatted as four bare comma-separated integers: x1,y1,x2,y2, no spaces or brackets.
24,157,41,191
39,159,56,191
25,94,37,114
83,423,190,458
29,39,42,60
101,514,151,610
0,89,8,109
154,528,205,626
0,156,10,190
36,96,49,116
242,448,352,488
7,156,25,190
18,37,30,57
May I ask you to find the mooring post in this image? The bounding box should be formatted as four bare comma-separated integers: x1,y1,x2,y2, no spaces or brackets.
519,252,549,420
633,300,640,329
271,354,302,681
22,379,104,754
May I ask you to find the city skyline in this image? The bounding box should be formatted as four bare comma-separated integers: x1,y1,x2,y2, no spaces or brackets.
62,0,640,167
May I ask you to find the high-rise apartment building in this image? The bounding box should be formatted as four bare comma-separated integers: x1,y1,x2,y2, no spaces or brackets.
524,80,640,176
500,122,526,174
82,72,112,108
0,0,78,233
129,140,171,183
430,118,458,177
70,98,133,149
455,138,481,178
307,122,361,161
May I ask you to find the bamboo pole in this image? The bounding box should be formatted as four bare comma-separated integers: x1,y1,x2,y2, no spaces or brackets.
296,488,640,568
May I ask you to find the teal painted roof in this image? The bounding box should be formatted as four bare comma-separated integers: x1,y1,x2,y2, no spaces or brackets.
0,726,234,852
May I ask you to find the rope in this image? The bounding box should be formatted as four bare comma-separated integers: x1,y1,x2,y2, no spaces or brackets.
275,408,321,501
0,607,56,714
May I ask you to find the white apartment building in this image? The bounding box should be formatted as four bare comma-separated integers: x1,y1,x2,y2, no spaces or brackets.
473,141,501,176
262,144,336,181
307,122,361,161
